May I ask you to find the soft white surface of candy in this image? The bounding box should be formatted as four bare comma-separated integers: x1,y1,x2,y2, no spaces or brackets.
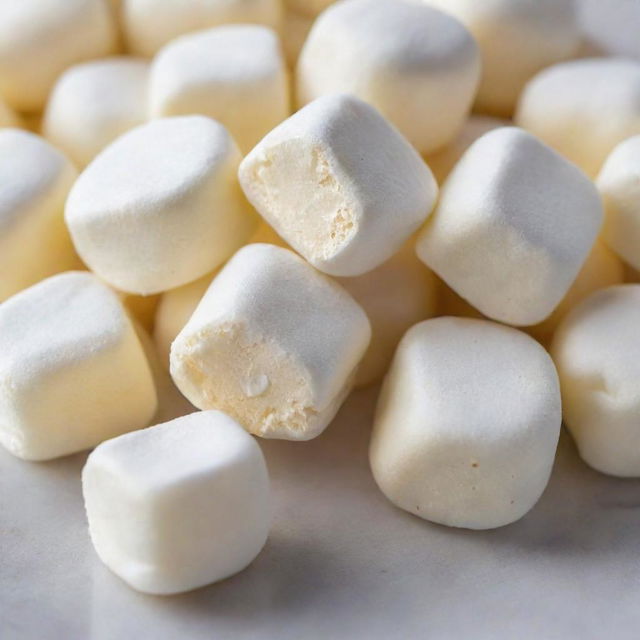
297,0,480,154
123,0,282,56
596,135,640,271
416,127,603,326
371,317,562,529
0,0,117,112
0,272,157,461
66,116,256,295
83,410,271,594
43,58,149,168
0,129,79,301
239,94,437,277
423,0,580,117
551,285,640,477
171,244,371,441
149,25,289,153
516,58,640,177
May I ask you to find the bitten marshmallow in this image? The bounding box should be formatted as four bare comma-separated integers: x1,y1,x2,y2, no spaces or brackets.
297,0,480,154
170,244,371,441
0,272,157,461
551,285,640,477
597,135,640,271
65,116,257,295
416,127,603,326
423,0,581,117
371,317,561,529
0,129,79,301
83,410,271,594
149,25,289,153
43,57,149,168
516,58,640,177
0,0,117,112
239,94,437,277
122,0,282,56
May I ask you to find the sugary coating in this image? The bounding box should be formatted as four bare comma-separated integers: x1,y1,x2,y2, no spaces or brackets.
66,116,257,295
0,0,117,112
423,0,581,117
516,58,640,177
0,129,80,302
170,244,371,441
0,272,157,461
551,285,640,477
239,94,437,277
416,127,603,326
122,0,282,56
282,10,314,68
43,57,149,168
149,25,289,153
83,410,271,594
370,317,561,529
297,0,480,154
597,135,640,271
338,246,438,388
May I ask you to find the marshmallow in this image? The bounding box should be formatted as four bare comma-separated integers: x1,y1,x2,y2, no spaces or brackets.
597,135,640,271
149,26,289,154
371,317,561,529
416,127,603,326
423,0,581,117
339,246,438,387
297,0,480,154
83,410,271,594
43,58,149,168
0,272,157,461
0,129,80,302
578,0,640,60
551,285,640,477
65,116,257,295
239,94,437,277
0,0,117,112
171,244,371,441
516,58,640,177
122,0,282,57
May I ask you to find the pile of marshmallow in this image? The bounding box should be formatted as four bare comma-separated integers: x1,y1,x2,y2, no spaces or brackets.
2,0,640,596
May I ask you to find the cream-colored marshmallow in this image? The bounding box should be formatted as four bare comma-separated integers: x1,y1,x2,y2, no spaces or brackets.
297,0,480,154
239,94,437,277
83,410,271,594
170,244,371,441
149,25,289,154
0,272,157,461
43,57,149,168
516,58,640,177
416,127,603,326
371,317,561,529
65,116,257,295
551,285,640,477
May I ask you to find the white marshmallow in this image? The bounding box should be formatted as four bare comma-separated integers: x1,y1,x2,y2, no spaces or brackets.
0,129,80,302
0,0,117,112
170,244,371,441
149,25,289,154
371,317,561,529
122,0,282,56
43,57,149,168
416,127,603,326
596,135,640,271
239,94,437,277
516,58,640,177
578,0,640,60
297,0,480,154
423,0,581,117
65,116,257,295
0,272,157,461
551,285,640,477
83,410,271,594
